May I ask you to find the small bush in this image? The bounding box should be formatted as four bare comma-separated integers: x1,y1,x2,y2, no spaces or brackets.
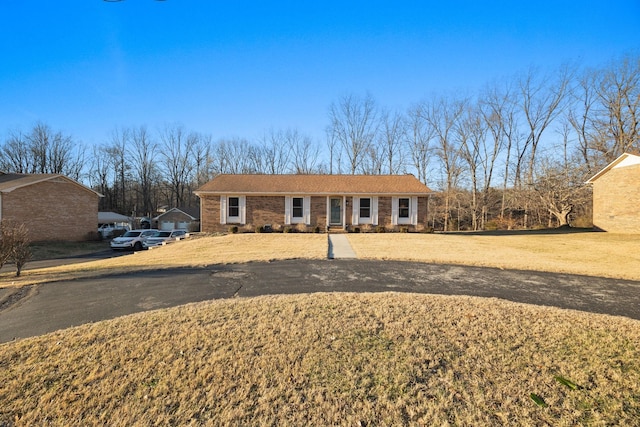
313,226,321,233
375,225,386,233
282,227,292,234
255,225,264,233
400,227,409,233
228,226,239,234
352,227,361,233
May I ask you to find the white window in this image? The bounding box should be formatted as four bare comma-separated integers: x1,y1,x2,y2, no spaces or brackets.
360,198,371,218
228,197,240,218
285,196,311,224
352,196,378,225
220,195,246,224
292,197,304,218
398,198,410,219
392,196,418,225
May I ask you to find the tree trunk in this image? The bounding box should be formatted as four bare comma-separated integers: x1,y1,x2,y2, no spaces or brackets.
550,204,573,227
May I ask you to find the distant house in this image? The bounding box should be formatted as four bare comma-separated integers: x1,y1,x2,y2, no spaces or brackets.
0,173,102,241
195,174,431,233
153,207,200,231
586,152,640,233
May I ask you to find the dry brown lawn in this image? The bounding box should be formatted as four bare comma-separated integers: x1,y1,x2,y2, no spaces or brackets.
1,293,639,426
347,231,640,281
0,233,328,287
1,231,640,425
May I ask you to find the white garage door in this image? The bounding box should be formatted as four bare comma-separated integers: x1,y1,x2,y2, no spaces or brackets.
160,221,174,230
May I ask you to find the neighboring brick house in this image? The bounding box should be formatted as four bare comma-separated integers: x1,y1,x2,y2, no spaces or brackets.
153,207,200,231
586,152,640,233
0,173,102,241
195,174,431,233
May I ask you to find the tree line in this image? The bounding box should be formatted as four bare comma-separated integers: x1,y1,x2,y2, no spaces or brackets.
1,53,638,231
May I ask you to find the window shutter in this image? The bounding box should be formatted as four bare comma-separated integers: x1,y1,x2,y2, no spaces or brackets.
352,197,360,225
372,196,379,225
284,196,291,225
391,197,398,225
240,196,246,224
304,196,311,224
220,196,227,224
411,196,418,225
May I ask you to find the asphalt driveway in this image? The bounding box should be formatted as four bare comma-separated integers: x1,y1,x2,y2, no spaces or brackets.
1,259,639,343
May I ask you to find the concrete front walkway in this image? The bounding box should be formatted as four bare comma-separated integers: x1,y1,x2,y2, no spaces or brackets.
328,234,357,259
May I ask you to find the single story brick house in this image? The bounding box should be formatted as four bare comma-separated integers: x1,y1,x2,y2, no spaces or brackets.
0,172,102,241
153,207,200,231
586,152,640,233
195,174,432,233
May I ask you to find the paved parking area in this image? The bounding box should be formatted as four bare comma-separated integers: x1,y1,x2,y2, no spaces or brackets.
1,259,639,343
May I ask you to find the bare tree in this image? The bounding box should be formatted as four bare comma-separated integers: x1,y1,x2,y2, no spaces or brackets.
515,66,572,187
379,109,407,174
88,145,113,211
592,53,640,161
328,93,379,174
129,126,158,216
215,137,256,174
191,133,214,188
325,126,341,174
532,155,591,227
0,129,32,173
259,128,293,174
159,124,197,207
287,129,320,174
406,103,433,185
477,83,515,227
567,67,599,173
0,122,84,179
457,105,489,230
0,221,31,277
421,95,467,231
106,127,130,213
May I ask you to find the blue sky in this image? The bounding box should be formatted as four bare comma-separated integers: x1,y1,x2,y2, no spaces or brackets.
1,1,639,147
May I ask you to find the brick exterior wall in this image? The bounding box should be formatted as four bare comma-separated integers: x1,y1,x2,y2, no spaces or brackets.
2,179,99,241
200,195,220,232
199,194,430,233
592,164,640,233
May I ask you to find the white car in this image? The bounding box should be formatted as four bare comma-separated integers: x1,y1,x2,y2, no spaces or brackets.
143,230,187,249
110,229,158,251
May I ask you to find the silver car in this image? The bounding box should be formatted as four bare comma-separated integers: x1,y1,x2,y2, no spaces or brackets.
143,230,187,249
110,229,158,251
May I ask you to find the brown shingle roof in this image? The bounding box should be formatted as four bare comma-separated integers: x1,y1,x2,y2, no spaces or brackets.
195,174,431,195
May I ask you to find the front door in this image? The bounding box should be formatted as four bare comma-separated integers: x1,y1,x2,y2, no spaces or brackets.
330,197,342,225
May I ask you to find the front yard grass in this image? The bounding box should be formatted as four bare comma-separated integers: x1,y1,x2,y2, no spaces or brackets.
346,231,640,281
1,293,639,425
1,231,640,425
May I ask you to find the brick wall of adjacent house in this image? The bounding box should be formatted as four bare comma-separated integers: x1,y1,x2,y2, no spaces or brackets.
592,164,640,233
2,179,99,241
199,194,429,232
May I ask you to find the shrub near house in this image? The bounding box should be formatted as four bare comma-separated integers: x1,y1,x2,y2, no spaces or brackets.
195,174,431,233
